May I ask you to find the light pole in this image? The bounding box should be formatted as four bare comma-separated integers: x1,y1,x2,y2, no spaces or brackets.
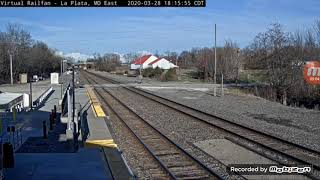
61,59,63,76
9,53,13,85
72,65,75,125
4,41,18,85
214,24,217,96
139,57,142,83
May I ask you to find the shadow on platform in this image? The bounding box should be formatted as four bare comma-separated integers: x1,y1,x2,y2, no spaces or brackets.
16,112,75,153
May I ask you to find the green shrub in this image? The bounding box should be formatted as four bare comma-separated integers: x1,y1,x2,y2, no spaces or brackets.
153,67,163,78
165,68,178,81
142,68,154,77
142,67,164,78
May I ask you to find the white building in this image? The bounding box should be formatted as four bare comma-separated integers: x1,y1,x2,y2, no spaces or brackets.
148,58,178,70
130,55,158,70
131,55,178,70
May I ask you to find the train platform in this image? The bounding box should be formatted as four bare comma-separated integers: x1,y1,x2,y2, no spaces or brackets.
78,87,112,146
0,79,56,106
77,86,134,179
3,76,116,180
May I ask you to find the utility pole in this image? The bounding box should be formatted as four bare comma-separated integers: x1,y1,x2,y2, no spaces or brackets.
72,65,75,125
61,59,63,76
9,53,13,85
29,78,32,110
214,24,217,96
221,73,224,96
139,57,142,83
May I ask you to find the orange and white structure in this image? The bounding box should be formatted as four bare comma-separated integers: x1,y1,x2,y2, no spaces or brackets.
304,61,320,85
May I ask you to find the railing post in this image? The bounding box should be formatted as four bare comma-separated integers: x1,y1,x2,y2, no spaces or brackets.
221,73,224,96
67,88,72,130
49,114,53,131
43,121,47,139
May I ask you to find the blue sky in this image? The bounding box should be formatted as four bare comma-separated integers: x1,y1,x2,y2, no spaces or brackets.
0,0,319,56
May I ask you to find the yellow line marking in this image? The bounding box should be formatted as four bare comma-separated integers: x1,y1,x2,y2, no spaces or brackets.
91,105,98,117
93,104,106,117
85,139,117,148
86,87,106,117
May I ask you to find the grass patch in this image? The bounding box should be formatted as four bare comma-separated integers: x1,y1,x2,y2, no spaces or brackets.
239,70,268,83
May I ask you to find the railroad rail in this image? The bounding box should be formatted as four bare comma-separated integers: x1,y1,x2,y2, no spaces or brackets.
83,72,223,180
82,70,320,178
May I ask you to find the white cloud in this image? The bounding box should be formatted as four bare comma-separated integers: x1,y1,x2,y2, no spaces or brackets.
137,50,153,56
61,52,94,62
0,17,71,32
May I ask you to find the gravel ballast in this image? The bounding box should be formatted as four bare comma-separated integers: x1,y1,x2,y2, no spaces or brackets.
90,71,320,152
138,87,320,152
84,71,320,179
108,87,246,179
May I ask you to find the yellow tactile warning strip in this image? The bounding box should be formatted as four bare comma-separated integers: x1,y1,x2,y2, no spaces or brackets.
93,104,105,117
85,139,117,148
86,88,106,117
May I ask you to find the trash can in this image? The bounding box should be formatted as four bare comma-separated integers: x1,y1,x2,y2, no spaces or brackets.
3,143,14,168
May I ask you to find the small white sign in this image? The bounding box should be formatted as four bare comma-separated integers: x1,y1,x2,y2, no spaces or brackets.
50,73,59,84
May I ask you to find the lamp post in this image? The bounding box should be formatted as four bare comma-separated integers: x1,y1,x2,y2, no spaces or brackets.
139,57,142,83
72,65,75,125
214,24,217,96
61,59,63,76
9,53,13,85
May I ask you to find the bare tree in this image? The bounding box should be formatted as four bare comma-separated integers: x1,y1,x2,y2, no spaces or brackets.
247,23,294,104
93,53,121,72
218,40,241,82
315,19,320,46
124,52,139,64
0,23,61,84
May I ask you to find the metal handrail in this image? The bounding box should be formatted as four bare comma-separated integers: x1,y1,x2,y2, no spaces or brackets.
33,87,53,108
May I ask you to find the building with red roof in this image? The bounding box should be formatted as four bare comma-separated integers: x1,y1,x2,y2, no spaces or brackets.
148,57,178,70
130,55,158,70
130,55,178,70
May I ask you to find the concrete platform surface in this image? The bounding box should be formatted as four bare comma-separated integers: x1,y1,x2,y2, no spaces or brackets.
76,88,113,146
5,148,112,180
2,76,115,180
0,79,53,104
76,87,134,179
194,139,309,180
0,85,62,140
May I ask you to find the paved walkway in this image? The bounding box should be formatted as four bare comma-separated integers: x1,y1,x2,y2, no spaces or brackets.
4,75,113,180
0,79,54,105
6,148,112,180
76,86,134,179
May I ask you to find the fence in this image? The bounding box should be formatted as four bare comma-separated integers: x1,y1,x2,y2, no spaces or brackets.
0,125,23,152
61,84,70,116
0,113,24,152
33,87,53,108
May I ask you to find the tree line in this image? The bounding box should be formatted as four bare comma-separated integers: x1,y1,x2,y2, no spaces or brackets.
120,21,320,108
89,20,320,108
243,21,320,107
87,53,122,72
0,23,62,84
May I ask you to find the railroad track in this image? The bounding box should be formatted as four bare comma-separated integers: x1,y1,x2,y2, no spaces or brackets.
82,70,320,179
83,71,223,180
